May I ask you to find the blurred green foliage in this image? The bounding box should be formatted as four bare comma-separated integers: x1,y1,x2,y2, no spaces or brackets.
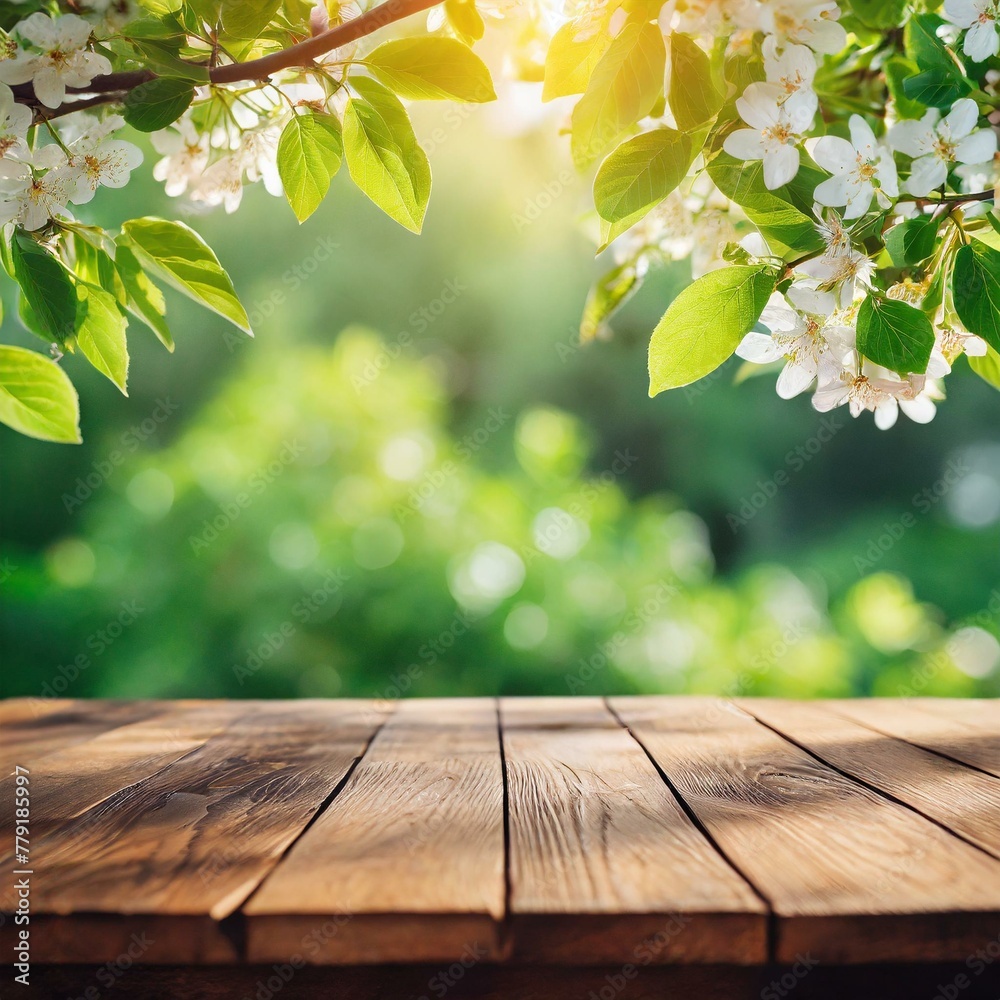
1,107,998,699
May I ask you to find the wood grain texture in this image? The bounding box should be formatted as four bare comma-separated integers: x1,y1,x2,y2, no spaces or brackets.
0,699,169,774
245,698,506,964
611,696,1000,963
0,700,389,963
501,697,765,964
829,699,1000,779
738,698,1000,859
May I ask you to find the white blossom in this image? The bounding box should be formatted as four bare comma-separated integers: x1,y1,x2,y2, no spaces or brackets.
812,358,931,429
796,214,875,306
736,285,855,397
0,156,76,230
151,118,210,197
49,115,143,204
889,99,998,197
758,0,847,54
0,13,112,109
813,114,899,218
0,82,31,161
760,37,818,119
944,0,1000,62
723,83,814,189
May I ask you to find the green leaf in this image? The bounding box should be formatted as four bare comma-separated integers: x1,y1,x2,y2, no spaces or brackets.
366,37,495,102
11,233,77,344
581,261,639,342
115,244,173,351
444,0,484,43
221,0,280,38
884,215,940,267
668,33,724,132
0,345,81,444
543,20,610,101
905,14,960,72
902,68,970,109
594,128,694,246
953,240,1000,353
969,344,1000,390
75,282,129,394
119,217,252,335
856,295,935,374
277,112,343,223
648,264,776,394
343,77,432,234
570,21,666,169
885,56,927,120
846,0,907,29
706,150,824,254
123,77,195,132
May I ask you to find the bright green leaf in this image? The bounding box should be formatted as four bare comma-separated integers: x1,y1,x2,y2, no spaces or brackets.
75,282,129,394
277,112,343,223
884,215,940,267
581,261,639,342
444,0,484,43
594,128,694,246
0,345,81,444
847,0,907,29
11,232,77,344
366,36,495,102
570,21,665,169
669,33,724,132
343,77,432,234
953,240,1000,354
543,20,610,101
123,77,195,132
115,244,173,351
221,0,280,38
969,344,1000,390
119,217,252,335
648,264,776,394
857,295,935,374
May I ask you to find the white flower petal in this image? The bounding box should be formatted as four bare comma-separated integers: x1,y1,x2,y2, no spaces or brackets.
777,360,816,398
900,395,937,423
906,155,948,196
762,143,799,189
724,128,765,161
955,128,997,165
736,331,785,363
943,98,979,140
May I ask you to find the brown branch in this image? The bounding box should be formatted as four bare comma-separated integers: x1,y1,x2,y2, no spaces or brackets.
14,0,442,109
914,189,995,206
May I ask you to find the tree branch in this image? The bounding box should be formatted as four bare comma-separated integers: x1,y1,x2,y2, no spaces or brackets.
15,0,442,110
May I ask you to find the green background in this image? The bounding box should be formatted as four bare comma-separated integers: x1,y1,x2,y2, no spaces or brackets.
2,101,998,700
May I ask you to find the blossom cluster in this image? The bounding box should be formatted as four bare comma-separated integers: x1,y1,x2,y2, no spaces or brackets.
582,0,1000,429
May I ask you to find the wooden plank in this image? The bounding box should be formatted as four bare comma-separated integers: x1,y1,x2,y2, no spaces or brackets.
829,699,1000,779
0,700,389,963
738,699,1000,859
0,701,247,847
501,697,766,964
611,696,1000,963
905,698,1000,731
245,698,505,965
0,699,168,773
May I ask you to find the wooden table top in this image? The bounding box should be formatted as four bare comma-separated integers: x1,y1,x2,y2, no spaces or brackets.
2,695,999,975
